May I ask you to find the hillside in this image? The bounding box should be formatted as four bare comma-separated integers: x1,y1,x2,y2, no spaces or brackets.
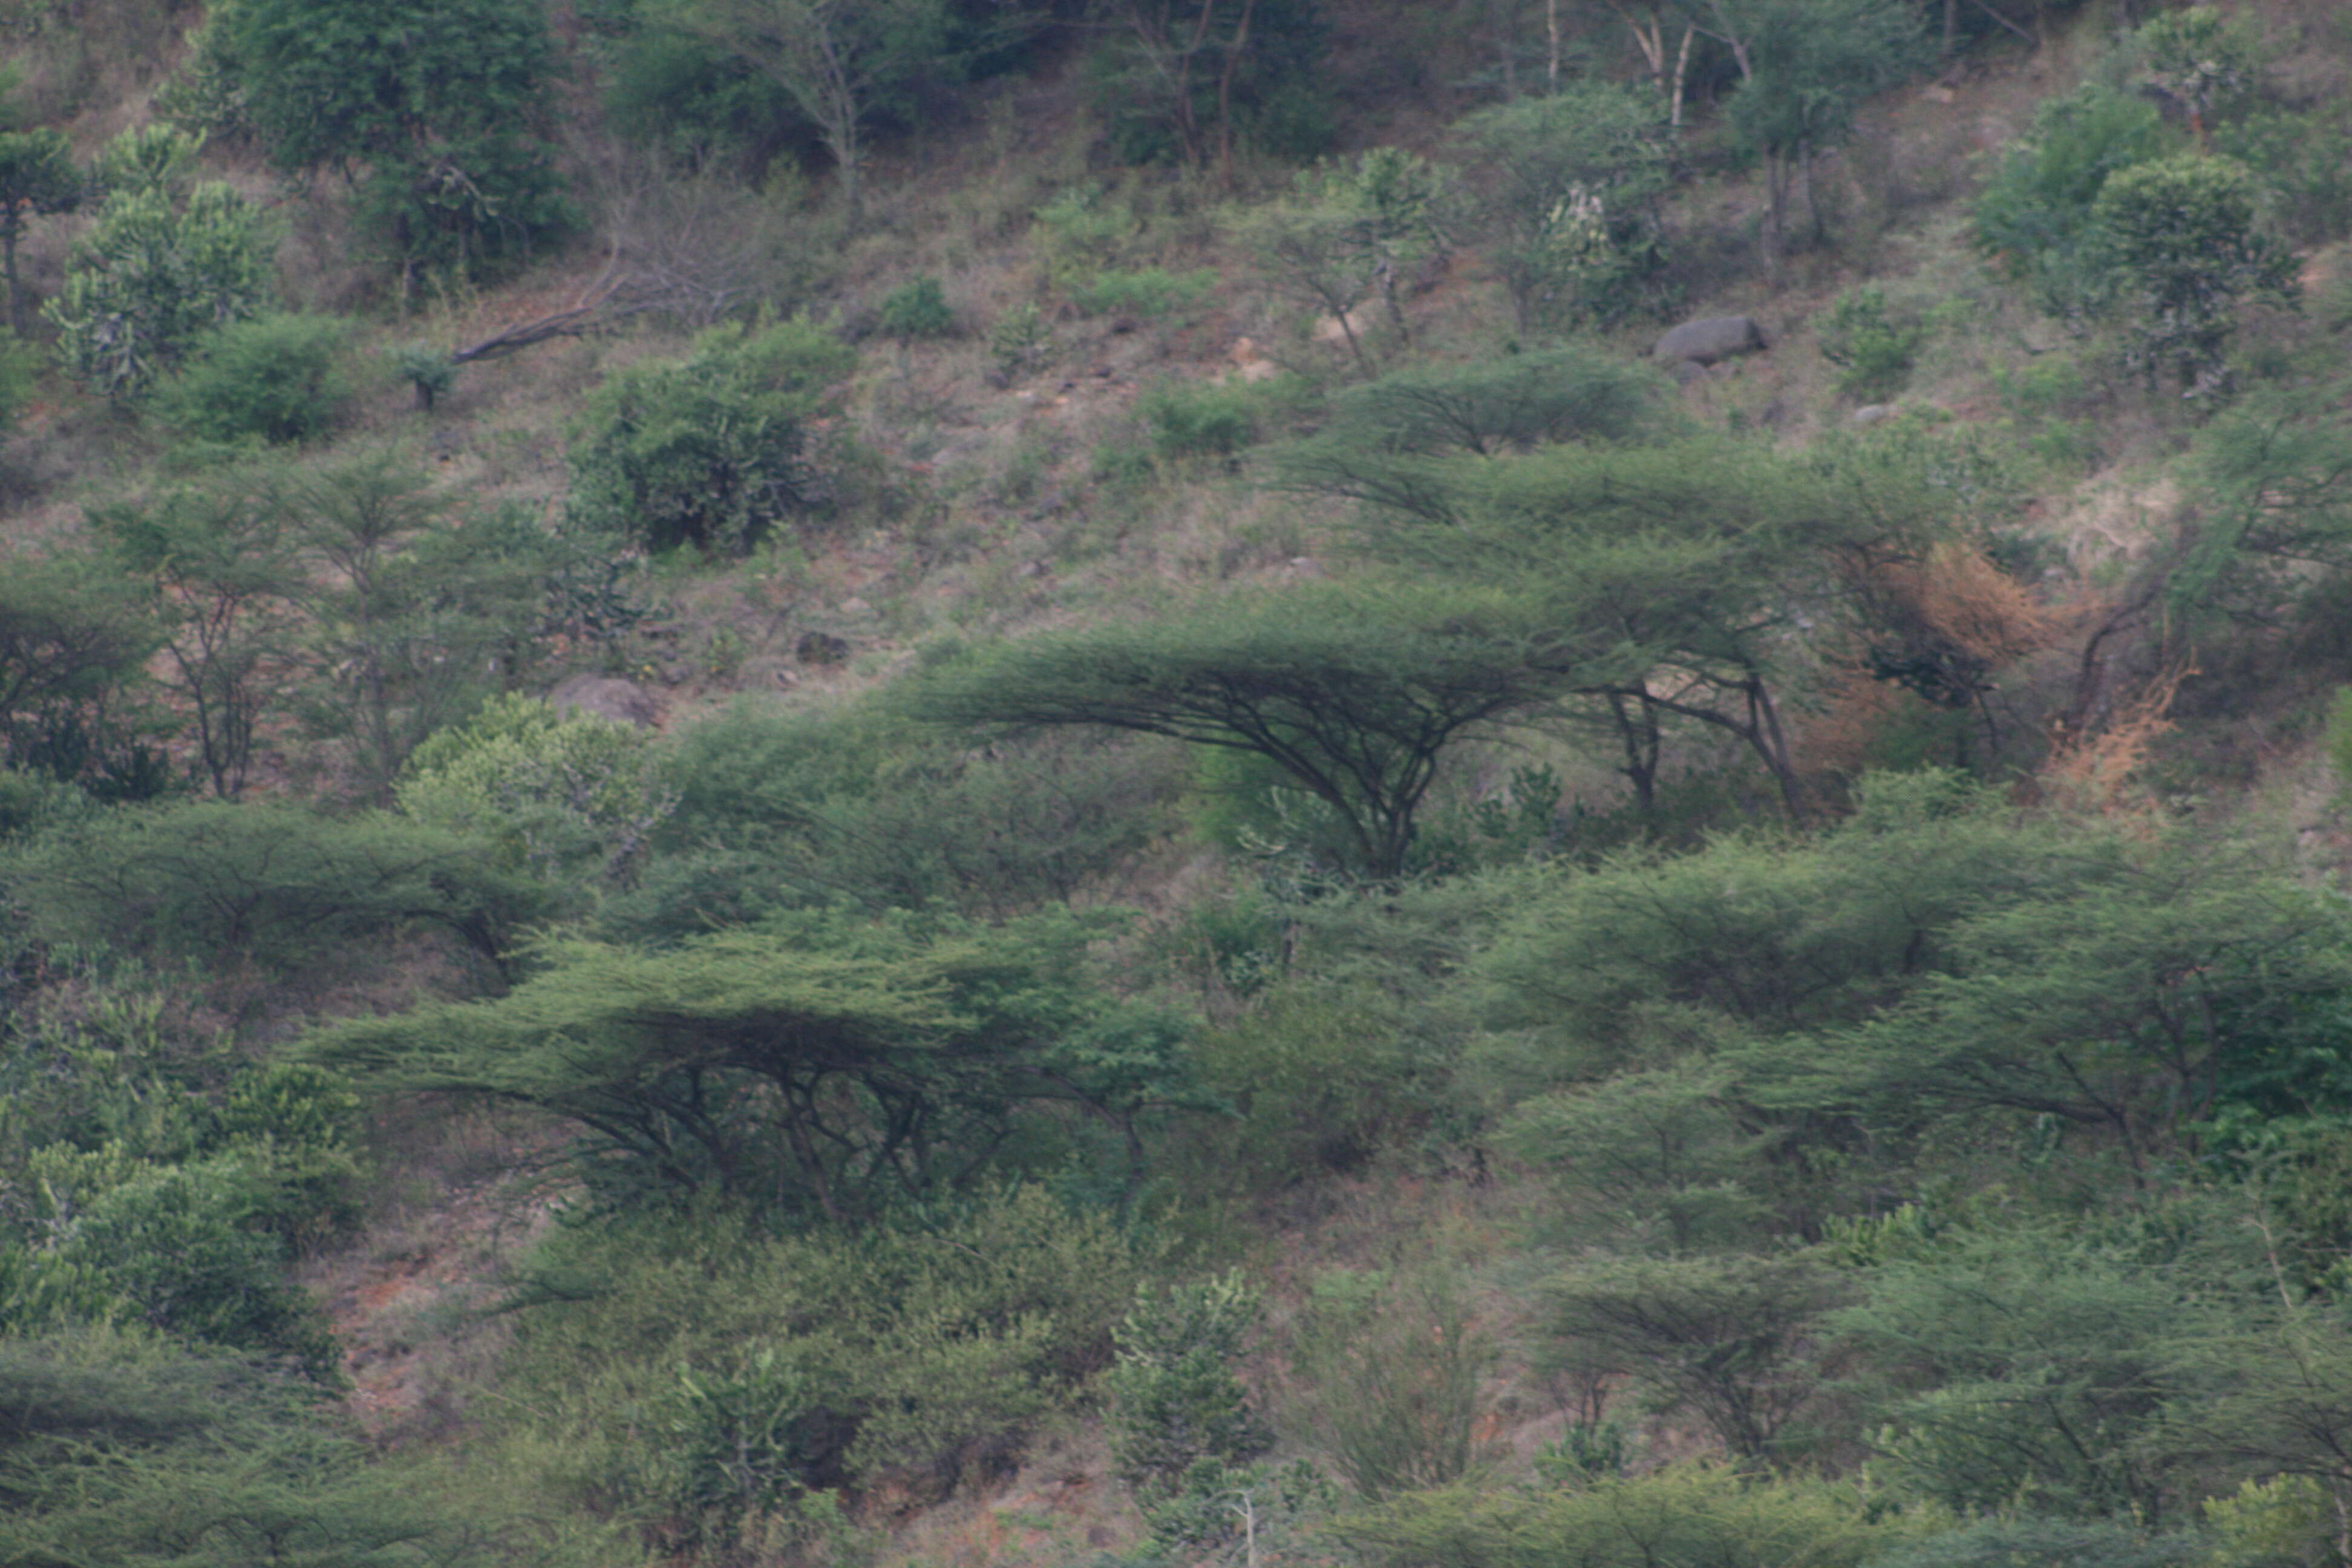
8,2,2352,1566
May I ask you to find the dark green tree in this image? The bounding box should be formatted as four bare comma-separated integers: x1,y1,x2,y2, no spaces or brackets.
5,800,545,974
681,0,950,223
222,0,569,286
0,126,80,335
2091,153,2297,396
46,175,269,400
566,313,856,556
0,550,162,791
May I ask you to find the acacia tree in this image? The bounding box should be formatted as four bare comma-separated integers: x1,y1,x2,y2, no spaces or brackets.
272,451,554,802
307,909,1176,1223
92,485,301,799
682,0,949,225
909,586,1557,879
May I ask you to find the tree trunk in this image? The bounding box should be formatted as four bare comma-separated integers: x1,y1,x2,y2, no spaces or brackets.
1214,0,1258,185
1547,0,1563,93
1671,25,1693,128
2,217,22,338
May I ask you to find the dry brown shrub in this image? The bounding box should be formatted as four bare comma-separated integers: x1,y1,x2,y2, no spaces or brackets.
1861,538,2065,673
2040,658,2195,815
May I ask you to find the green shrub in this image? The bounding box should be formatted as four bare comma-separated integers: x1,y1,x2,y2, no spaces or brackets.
567,313,856,555
1970,82,2172,322
1140,381,1259,460
397,692,676,886
1289,1267,1489,1500
1331,1463,1906,1568
988,299,1053,382
30,1155,340,1375
2216,106,2352,247
47,172,271,400
876,275,957,340
1816,286,1924,402
151,313,353,446
1069,267,1215,321
1030,183,1131,292
1105,1270,1273,1493
498,1188,1144,1532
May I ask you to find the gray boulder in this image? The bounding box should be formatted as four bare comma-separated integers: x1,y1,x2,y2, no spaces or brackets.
549,673,665,728
1654,315,1769,366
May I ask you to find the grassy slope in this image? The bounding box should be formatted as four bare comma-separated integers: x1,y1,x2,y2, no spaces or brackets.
15,1,2352,1561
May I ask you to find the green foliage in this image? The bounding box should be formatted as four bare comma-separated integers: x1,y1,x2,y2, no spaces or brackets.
5,799,544,974
1070,266,1216,321
1331,1463,1906,1568
0,548,160,793
149,312,354,448
224,0,569,280
391,342,459,410
263,449,568,800
1971,83,2172,321
620,699,1177,930
1540,1254,1846,1466
17,1155,341,1374
1290,1267,1491,1498
2135,6,2250,138
1817,286,1925,402
678,0,957,220
1833,1231,2180,1520
592,13,803,174
1453,83,1674,333
1502,1062,1770,1253
1031,182,1132,294
1720,0,1933,255
498,1187,1143,1537
988,299,1053,381
567,313,855,555
1085,0,1328,169
0,1329,596,1566
2091,154,2298,394
309,906,1187,1218
93,480,299,798
1236,147,1447,375
46,170,270,399
1140,379,1260,460
0,125,80,333
1105,1270,1272,1492
876,273,957,340
2215,106,2352,247
1269,347,1674,518
397,693,677,886
908,584,1558,878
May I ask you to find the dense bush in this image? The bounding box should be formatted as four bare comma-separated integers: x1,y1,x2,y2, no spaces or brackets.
149,313,353,447
496,1187,1145,1541
876,275,957,340
47,157,270,399
221,0,571,281
567,314,856,555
